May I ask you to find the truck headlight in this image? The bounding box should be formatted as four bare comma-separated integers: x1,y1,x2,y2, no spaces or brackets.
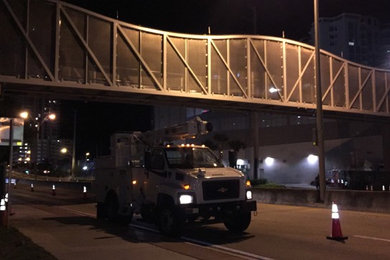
246,190,253,200
179,194,193,204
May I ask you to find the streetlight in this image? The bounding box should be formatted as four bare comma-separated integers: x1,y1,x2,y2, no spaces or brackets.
71,110,77,180
20,110,56,179
19,111,28,120
313,0,326,202
48,113,56,121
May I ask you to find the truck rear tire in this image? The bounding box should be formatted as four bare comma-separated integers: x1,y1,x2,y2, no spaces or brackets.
96,202,107,220
106,195,119,222
158,206,183,237
224,210,251,233
141,204,155,222
119,212,133,225
105,196,132,225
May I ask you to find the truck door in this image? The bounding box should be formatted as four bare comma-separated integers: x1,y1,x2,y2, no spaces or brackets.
144,148,168,202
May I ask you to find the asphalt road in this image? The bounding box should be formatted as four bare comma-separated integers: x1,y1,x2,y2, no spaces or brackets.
7,183,390,260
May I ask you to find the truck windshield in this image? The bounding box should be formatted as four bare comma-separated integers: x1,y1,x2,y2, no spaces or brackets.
165,147,224,169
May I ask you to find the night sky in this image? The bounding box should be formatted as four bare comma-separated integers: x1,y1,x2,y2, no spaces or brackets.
58,0,390,158
59,101,152,158
65,0,390,41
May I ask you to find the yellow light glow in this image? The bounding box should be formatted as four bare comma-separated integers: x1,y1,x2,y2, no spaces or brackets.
132,180,137,185
183,184,190,190
48,113,56,120
246,180,251,187
19,111,29,119
60,147,68,154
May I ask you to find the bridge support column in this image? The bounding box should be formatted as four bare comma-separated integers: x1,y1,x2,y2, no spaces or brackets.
250,111,259,180
382,123,390,171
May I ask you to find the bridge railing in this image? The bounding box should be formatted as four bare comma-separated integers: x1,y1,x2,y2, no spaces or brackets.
0,0,389,116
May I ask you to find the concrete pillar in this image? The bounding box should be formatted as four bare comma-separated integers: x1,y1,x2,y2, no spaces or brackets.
250,111,259,179
382,123,390,171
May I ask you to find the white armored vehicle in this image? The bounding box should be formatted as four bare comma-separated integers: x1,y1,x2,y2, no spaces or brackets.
94,117,256,236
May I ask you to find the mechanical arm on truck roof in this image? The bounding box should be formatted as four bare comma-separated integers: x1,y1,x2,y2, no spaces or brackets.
136,116,213,146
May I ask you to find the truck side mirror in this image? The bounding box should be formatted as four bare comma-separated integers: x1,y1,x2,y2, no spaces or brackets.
144,151,151,169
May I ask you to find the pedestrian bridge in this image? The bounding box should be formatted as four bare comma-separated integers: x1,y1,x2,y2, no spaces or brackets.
1,0,390,117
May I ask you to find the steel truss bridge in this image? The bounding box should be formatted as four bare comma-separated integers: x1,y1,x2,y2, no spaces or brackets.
1,0,390,117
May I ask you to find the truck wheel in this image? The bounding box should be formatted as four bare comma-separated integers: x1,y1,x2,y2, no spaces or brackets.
106,196,119,222
158,206,183,237
96,202,107,220
119,211,133,225
141,204,154,223
224,210,251,234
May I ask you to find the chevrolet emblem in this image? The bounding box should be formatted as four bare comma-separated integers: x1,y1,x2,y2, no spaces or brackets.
217,187,228,193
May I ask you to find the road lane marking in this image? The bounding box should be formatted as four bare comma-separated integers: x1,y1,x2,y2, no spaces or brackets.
60,206,95,218
63,207,273,260
182,236,274,260
130,223,273,260
130,223,159,234
354,235,390,243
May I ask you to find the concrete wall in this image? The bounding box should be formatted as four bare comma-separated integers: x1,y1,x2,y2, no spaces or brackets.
230,135,383,183
253,188,390,213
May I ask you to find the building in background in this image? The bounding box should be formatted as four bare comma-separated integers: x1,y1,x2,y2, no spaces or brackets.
15,142,31,164
153,105,385,185
309,13,390,69
18,97,61,165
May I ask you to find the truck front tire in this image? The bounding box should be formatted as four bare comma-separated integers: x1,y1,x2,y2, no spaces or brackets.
158,206,183,237
105,195,119,222
224,210,251,233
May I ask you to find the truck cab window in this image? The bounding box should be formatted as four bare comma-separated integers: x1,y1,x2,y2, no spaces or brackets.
150,149,165,170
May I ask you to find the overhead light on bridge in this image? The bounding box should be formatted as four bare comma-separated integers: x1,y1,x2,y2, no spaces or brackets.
307,154,318,164
269,87,279,93
264,157,275,166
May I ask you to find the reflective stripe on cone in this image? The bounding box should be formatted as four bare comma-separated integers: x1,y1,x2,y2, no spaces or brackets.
0,198,8,227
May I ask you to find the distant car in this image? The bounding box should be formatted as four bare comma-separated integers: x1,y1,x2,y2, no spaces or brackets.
35,163,53,175
310,176,332,189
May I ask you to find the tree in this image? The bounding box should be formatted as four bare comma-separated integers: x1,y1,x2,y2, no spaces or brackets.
228,140,246,168
212,133,229,158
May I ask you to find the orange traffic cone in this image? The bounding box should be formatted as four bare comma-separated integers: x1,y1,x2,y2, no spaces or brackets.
327,202,348,241
0,198,7,227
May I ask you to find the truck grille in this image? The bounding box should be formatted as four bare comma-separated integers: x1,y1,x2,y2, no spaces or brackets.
202,180,240,201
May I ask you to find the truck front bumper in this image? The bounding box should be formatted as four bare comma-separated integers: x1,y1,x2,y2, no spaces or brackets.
180,200,257,216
